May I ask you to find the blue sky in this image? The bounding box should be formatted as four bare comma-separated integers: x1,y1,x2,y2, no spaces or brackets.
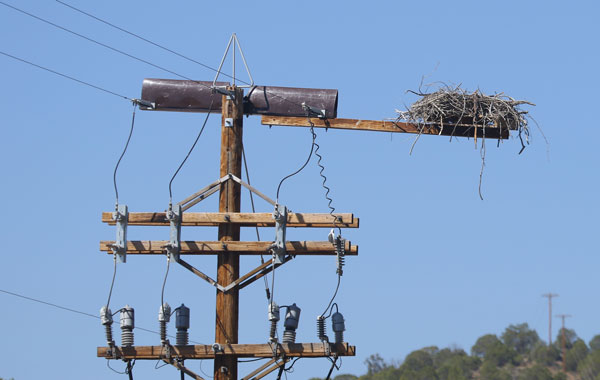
1,1,598,379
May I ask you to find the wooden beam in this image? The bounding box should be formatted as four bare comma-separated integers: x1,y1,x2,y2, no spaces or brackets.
101,212,359,228
99,240,357,256
97,343,356,360
261,116,510,140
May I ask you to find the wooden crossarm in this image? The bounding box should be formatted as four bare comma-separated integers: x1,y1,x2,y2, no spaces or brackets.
261,116,510,139
101,212,359,228
99,240,357,256
97,343,356,360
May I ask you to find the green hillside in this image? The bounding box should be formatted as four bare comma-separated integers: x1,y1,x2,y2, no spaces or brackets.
312,324,600,380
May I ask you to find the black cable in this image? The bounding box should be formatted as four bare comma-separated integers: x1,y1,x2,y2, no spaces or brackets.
325,357,339,380
126,360,135,380
321,275,341,317
275,126,316,202
168,98,214,203
241,144,271,300
311,125,341,235
0,50,130,100
113,103,137,206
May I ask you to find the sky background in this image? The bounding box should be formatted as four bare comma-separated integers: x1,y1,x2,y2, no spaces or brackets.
1,1,599,379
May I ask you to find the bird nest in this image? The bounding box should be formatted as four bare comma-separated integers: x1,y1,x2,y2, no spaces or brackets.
396,85,534,136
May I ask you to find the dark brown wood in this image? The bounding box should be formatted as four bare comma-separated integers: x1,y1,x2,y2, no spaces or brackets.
97,343,356,360
261,116,510,139
101,211,359,228
216,87,244,380
99,240,358,256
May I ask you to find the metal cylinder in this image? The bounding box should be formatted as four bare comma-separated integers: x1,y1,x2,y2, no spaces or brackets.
120,305,135,347
268,302,280,342
175,304,190,346
158,303,171,344
317,315,328,342
332,312,345,343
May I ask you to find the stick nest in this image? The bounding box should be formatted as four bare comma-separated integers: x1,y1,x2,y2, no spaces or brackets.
396,85,534,135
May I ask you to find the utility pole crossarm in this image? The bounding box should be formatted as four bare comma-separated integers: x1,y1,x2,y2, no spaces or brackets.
261,116,510,140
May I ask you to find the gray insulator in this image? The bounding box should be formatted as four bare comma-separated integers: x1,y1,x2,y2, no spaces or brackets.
158,303,171,345
332,312,345,343
175,304,190,346
283,303,301,330
282,329,296,344
120,305,135,347
100,306,114,346
176,329,189,346
317,315,328,342
268,302,280,342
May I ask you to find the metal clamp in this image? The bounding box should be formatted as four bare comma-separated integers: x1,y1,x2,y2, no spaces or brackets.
302,102,326,119
111,204,128,263
165,204,182,262
271,204,287,264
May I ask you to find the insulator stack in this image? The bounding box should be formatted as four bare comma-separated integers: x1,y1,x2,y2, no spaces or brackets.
332,311,345,344
335,236,345,276
268,302,280,342
158,303,171,345
100,306,114,346
120,305,135,347
317,315,328,342
175,304,190,346
282,303,301,344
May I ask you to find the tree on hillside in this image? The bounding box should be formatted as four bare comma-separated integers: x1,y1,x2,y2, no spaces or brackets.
364,354,388,375
517,363,554,380
501,323,541,355
565,339,588,372
472,334,518,366
479,360,510,380
472,335,502,358
531,342,560,366
589,335,600,352
554,328,577,351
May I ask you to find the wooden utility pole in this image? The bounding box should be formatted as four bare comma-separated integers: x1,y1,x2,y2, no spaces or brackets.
542,293,558,344
215,86,244,380
556,314,572,373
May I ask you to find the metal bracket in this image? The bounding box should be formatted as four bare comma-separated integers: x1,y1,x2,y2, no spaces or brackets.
111,204,128,263
272,205,287,264
225,117,234,127
165,204,182,262
302,102,326,119
213,33,254,89
132,98,156,109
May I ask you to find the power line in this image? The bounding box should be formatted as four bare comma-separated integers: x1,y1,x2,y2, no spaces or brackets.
0,288,204,344
55,0,239,84
0,50,131,101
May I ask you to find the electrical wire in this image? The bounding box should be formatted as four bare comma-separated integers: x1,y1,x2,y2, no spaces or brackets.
0,288,205,344
160,256,171,316
113,103,137,206
53,0,315,113
241,144,271,300
0,50,130,101
168,98,214,204
320,275,341,317
275,126,316,202
105,254,118,310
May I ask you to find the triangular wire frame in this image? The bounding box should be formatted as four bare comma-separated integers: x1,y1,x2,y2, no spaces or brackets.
212,33,254,89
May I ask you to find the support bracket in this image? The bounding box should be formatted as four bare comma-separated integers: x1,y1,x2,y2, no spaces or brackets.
272,205,287,264
111,204,128,263
165,204,182,262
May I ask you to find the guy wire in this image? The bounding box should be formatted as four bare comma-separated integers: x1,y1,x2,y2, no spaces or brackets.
168,98,214,204
113,103,137,206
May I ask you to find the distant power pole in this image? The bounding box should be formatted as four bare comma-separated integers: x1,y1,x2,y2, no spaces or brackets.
556,314,572,372
542,293,559,344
